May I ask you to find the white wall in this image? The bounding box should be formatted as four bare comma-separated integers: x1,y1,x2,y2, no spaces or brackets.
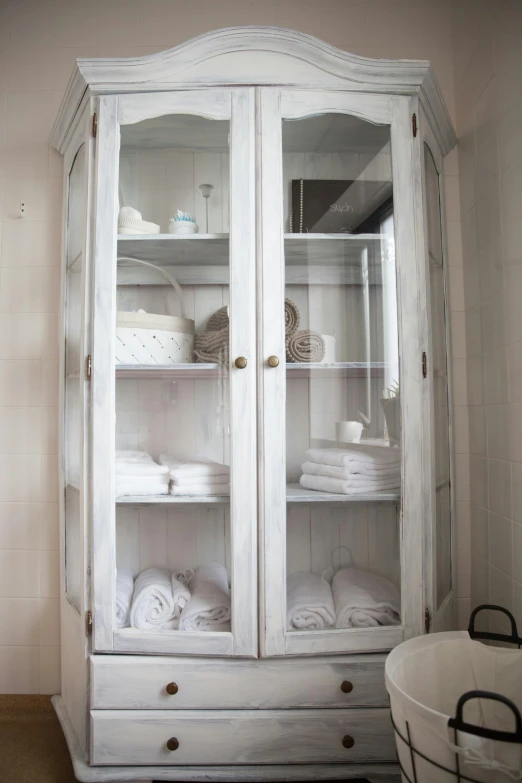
453,0,522,636
0,0,461,694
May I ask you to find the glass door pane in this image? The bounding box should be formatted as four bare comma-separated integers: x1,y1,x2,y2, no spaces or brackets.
282,112,402,643
64,144,86,612
425,144,452,610
92,90,256,656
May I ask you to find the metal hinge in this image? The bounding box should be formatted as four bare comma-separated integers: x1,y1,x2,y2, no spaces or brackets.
425,607,431,633
86,610,93,636
92,113,97,138
86,354,92,381
422,351,427,378
412,112,417,137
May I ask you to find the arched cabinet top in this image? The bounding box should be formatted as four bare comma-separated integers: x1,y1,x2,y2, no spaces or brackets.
51,26,456,155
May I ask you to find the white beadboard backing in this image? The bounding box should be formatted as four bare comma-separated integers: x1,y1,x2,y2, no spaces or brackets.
90,707,396,765
90,654,388,710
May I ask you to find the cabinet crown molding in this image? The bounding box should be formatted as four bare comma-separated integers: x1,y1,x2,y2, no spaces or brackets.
51,26,456,156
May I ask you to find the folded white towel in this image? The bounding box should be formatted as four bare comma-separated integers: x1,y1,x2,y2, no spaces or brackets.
171,574,191,615
130,567,179,630
171,473,230,487
332,568,401,628
115,462,170,477
306,446,400,468
301,460,400,480
116,450,153,462
287,572,336,631
116,475,170,498
160,454,230,479
300,474,400,495
115,569,134,629
170,484,230,496
179,563,231,632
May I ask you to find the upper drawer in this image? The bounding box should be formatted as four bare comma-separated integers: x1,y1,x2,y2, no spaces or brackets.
90,707,396,765
90,654,388,709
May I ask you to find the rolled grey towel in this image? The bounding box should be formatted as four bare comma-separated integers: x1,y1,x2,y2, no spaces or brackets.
285,298,300,336
286,329,325,363
194,326,229,367
206,305,229,332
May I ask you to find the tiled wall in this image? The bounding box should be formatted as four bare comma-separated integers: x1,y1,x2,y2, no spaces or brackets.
453,0,522,635
0,0,462,694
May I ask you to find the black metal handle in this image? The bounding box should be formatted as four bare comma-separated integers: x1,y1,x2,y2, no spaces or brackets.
468,604,522,648
448,690,522,744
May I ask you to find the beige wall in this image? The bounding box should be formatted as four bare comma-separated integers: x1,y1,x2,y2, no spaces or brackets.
0,0,462,694
454,0,522,635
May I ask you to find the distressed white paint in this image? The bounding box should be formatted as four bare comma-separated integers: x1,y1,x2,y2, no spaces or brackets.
90,708,396,765
90,654,388,709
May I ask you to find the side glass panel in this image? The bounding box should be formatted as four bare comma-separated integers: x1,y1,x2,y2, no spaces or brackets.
64,144,86,612
282,114,402,634
425,144,452,609
115,115,232,635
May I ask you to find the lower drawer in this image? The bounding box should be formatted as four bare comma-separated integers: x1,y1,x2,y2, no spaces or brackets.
90,654,388,709
90,708,396,765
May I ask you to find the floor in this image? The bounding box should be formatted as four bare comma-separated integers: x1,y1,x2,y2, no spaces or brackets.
0,696,374,783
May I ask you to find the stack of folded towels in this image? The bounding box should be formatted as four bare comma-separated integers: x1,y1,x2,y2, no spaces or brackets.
160,454,230,496
115,451,170,498
287,568,401,630
299,444,401,495
115,562,231,632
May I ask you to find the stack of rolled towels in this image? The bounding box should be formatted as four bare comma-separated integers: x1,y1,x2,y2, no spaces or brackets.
116,562,231,632
300,444,401,495
287,568,401,631
115,450,170,498
160,455,230,496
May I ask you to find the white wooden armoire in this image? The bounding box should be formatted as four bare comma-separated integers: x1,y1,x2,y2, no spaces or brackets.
50,27,457,782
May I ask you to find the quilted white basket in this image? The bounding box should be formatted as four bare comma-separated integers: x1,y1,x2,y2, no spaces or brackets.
116,257,195,365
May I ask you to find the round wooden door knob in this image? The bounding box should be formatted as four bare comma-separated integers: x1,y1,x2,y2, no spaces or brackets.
165,682,178,695
235,356,247,369
267,355,280,367
167,737,179,751
342,735,355,749
340,680,353,694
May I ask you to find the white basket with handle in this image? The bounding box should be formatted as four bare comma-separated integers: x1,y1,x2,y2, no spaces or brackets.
116,257,195,365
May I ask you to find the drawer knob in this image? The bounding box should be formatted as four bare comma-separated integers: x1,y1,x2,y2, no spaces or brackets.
342,735,355,749
235,356,247,369
166,682,178,695
167,737,179,751
267,355,279,368
341,680,353,694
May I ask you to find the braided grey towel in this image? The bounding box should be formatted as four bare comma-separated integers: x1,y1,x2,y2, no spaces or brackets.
206,305,229,332
194,306,229,367
285,298,300,336
286,330,325,363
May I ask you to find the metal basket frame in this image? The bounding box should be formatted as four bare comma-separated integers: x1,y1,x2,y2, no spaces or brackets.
390,604,522,783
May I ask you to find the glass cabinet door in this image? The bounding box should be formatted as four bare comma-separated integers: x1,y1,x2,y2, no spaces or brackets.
91,91,257,656
260,90,424,656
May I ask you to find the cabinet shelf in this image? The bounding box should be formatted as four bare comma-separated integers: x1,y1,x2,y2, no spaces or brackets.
116,494,229,505
115,362,384,379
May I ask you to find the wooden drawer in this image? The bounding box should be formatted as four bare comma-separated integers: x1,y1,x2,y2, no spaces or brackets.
90,654,388,709
90,708,395,765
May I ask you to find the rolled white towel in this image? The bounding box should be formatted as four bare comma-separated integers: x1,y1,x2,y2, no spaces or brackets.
301,460,400,480
160,454,230,479
116,475,170,498
170,484,230,496
306,445,400,468
300,474,400,495
171,574,191,615
130,567,179,630
332,568,401,628
287,572,336,631
179,563,231,632
115,569,134,629
115,462,170,477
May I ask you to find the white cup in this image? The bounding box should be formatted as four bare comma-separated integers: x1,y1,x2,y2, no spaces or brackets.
336,421,363,443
